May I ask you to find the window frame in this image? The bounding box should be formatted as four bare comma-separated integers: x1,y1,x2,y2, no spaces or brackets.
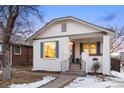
14,45,22,55
61,23,67,32
83,42,97,55
43,41,57,59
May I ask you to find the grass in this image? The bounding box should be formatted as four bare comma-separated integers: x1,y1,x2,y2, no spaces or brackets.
0,67,59,88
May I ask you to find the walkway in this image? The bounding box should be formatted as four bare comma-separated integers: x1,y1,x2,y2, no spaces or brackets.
41,74,77,88
41,64,85,88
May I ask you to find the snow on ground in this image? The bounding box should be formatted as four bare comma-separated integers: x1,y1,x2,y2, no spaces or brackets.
9,76,56,88
65,73,124,88
111,70,124,80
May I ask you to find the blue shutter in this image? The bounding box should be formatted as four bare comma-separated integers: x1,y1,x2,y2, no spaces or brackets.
56,41,59,58
97,42,100,55
40,42,43,58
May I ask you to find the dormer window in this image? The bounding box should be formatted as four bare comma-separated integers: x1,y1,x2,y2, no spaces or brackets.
61,23,67,32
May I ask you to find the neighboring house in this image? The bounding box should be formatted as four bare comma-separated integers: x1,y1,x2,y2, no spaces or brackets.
0,35,33,66
120,52,124,66
27,16,115,75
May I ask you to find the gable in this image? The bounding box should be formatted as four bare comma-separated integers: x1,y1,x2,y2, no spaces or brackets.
36,19,102,39
27,16,115,41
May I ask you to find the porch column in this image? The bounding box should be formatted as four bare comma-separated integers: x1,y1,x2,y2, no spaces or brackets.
102,35,111,75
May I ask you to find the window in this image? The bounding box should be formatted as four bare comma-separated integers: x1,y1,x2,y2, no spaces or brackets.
43,42,56,58
83,43,97,54
14,46,21,55
61,23,67,32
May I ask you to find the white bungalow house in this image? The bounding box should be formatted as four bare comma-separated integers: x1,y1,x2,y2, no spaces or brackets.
27,16,115,75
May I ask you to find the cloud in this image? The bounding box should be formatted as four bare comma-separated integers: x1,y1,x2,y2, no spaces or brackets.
100,13,117,21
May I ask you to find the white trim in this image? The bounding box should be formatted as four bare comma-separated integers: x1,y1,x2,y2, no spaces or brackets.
14,45,22,55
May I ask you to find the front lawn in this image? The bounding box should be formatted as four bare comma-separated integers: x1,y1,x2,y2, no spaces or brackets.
0,67,58,88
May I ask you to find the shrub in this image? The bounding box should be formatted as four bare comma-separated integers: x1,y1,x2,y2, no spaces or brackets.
92,62,100,75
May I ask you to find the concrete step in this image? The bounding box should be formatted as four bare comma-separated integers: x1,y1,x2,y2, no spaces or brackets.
69,68,81,72
61,64,86,76
69,65,81,72
70,66,80,68
70,65,80,68
70,64,80,67
63,71,86,76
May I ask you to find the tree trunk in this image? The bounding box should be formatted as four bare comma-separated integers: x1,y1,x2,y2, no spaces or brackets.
2,63,12,81
1,6,19,81
2,44,12,81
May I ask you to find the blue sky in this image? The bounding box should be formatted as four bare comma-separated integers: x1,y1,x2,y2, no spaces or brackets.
35,5,124,31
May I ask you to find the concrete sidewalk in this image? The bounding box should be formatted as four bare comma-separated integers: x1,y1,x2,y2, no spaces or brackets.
41,74,77,88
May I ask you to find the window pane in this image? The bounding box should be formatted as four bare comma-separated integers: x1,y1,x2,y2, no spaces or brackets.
44,42,56,58
90,43,96,54
83,43,90,54
14,46,21,53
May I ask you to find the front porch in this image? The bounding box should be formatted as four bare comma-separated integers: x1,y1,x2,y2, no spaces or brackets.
67,32,111,75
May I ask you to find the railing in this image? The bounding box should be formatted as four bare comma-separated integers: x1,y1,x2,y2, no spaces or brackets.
61,57,70,72
81,59,86,72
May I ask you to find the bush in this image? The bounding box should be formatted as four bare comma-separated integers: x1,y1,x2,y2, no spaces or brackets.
92,62,100,75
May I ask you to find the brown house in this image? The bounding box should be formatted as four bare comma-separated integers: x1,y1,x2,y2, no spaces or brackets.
11,44,33,66
0,35,33,66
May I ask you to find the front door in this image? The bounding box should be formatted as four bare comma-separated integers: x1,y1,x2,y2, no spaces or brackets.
71,42,82,64
72,42,80,64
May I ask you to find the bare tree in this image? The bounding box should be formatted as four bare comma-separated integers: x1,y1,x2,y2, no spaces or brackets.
110,26,124,54
0,5,43,81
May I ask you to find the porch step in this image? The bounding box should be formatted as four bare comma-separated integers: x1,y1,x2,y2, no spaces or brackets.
63,70,86,76
69,64,81,72
62,64,86,76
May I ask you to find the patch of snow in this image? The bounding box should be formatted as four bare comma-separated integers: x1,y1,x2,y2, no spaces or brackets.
9,76,56,88
111,70,124,80
121,67,124,74
65,75,124,88
0,71,2,74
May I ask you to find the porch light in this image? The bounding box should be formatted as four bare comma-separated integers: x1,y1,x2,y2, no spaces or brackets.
69,42,73,46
